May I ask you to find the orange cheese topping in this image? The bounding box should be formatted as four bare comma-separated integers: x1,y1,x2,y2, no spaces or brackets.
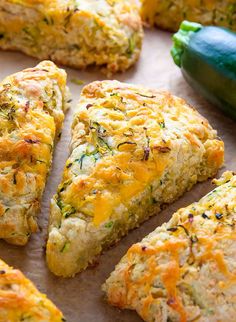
0,60,67,244
0,258,64,320
105,173,236,321
57,81,223,228
125,240,188,320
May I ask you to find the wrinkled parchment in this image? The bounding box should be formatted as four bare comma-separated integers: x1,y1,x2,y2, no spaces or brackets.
0,29,235,322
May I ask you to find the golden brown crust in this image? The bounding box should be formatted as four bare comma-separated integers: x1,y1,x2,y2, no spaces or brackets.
0,258,64,321
0,61,68,245
141,0,236,31
0,0,143,73
46,80,223,277
104,171,236,322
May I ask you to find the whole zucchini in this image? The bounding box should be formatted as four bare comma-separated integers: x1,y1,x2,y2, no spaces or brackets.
171,20,236,119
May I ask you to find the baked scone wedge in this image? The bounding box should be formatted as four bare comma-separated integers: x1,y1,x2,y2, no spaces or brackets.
141,0,236,32
0,0,143,73
0,61,69,245
103,171,236,322
46,80,224,277
0,258,64,321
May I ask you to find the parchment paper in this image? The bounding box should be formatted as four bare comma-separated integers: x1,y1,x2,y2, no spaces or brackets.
0,29,235,322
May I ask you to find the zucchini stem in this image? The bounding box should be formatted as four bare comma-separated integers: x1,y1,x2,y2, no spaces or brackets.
171,20,203,67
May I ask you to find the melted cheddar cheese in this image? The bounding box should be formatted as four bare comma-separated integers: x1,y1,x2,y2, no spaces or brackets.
0,258,64,321
103,171,236,322
46,80,223,277
0,61,68,245
0,0,143,73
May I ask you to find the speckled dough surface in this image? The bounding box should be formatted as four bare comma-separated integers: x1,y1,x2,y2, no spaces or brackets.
46,80,223,277
0,258,64,322
141,0,236,31
103,171,236,322
0,61,68,246
0,0,143,73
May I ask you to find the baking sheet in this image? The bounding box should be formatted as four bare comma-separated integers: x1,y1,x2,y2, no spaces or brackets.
0,28,235,322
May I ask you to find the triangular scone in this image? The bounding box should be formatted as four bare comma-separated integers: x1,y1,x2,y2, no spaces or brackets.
0,61,69,245
0,258,64,321
0,0,143,73
46,80,224,277
103,171,236,322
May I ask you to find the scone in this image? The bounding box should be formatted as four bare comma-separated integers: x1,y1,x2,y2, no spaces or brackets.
0,0,143,73
103,171,236,322
0,258,64,321
46,80,224,277
141,0,236,31
0,61,69,245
